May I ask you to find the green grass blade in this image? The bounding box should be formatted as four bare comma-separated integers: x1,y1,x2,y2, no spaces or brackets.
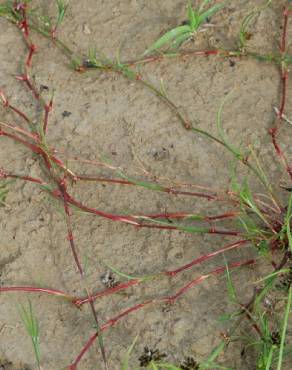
143,25,191,55
121,335,139,370
276,286,292,370
188,1,198,29
200,341,226,368
239,0,272,48
19,300,41,369
171,31,192,49
224,257,238,303
117,171,165,191
198,3,225,26
199,0,213,13
149,362,159,370
56,0,69,27
216,93,243,160
265,345,275,370
254,269,291,284
138,217,226,235
286,192,292,254
104,262,154,281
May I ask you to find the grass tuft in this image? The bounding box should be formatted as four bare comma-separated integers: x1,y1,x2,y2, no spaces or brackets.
18,300,41,370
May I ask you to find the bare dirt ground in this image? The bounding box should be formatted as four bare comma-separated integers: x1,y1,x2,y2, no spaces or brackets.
0,1,292,369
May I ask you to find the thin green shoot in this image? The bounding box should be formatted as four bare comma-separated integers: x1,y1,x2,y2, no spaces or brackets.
285,192,292,254
104,262,155,282
216,92,244,161
121,335,139,370
276,285,292,370
254,275,277,309
248,144,276,201
136,216,234,235
253,269,291,284
237,179,272,230
217,93,271,188
200,341,226,368
55,0,69,28
255,312,275,369
0,179,13,207
239,0,272,49
224,256,238,304
18,300,41,370
148,363,181,370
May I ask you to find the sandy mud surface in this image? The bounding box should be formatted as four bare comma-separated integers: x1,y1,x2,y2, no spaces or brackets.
0,1,291,369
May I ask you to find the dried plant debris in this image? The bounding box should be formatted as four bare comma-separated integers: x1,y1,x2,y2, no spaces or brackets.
180,356,200,370
100,271,119,288
138,346,167,367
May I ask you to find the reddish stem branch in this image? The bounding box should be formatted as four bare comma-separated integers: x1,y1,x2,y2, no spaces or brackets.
16,73,40,100
69,259,255,369
0,90,31,123
281,7,290,53
0,239,248,308
0,286,72,300
165,239,248,277
279,68,288,118
269,6,292,180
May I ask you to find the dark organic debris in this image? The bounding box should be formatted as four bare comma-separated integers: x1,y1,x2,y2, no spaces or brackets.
138,347,167,367
100,271,119,288
62,110,72,118
180,356,200,370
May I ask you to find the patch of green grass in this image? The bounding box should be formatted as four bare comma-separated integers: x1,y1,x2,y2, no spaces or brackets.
0,179,13,207
143,0,225,55
18,300,41,370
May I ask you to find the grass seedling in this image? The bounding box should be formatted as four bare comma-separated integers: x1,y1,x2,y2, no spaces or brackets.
121,336,139,370
239,0,272,50
18,300,41,370
0,179,12,207
143,0,225,55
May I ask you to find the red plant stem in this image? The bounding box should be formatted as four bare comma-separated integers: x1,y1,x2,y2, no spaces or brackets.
26,43,37,67
0,90,31,123
76,239,248,306
0,130,42,154
73,279,140,306
17,3,29,37
269,6,292,179
281,7,290,53
69,259,255,369
5,173,44,184
61,187,84,276
0,125,76,175
0,162,240,234
76,175,219,200
14,3,37,67
125,49,220,67
0,286,72,300
10,104,31,123
0,240,248,307
65,193,240,234
279,68,288,118
0,121,37,140
165,239,248,277
136,211,239,221
16,73,40,100
43,102,52,134
1,121,222,200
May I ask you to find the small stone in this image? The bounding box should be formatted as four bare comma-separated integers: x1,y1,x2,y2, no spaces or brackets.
83,24,91,35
